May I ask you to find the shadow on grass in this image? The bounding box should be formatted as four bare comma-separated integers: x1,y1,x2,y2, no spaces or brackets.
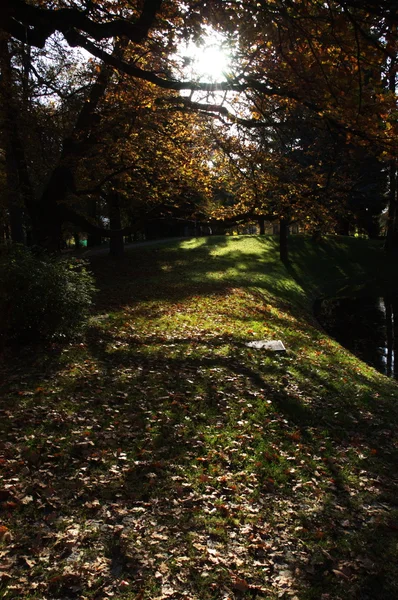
89,235,307,315
81,316,398,597
1,235,398,599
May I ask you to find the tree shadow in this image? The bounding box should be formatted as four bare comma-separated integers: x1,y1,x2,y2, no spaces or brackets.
88,235,308,322
2,235,398,598
80,313,398,597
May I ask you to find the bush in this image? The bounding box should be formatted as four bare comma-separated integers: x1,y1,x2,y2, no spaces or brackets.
0,245,96,345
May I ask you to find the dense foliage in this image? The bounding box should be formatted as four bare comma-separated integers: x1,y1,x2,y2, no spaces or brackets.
0,1,397,253
0,246,96,344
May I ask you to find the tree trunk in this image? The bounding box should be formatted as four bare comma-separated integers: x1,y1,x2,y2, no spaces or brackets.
0,34,26,243
108,192,124,258
393,297,398,380
385,18,397,252
27,39,126,252
258,216,265,235
311,230,322,243
87,198,102,247
32,166,73,252
385,159,398,252
4,142,25,243
279,217,289,263
335,219,350,236
73,233,81,251
385,296,393,377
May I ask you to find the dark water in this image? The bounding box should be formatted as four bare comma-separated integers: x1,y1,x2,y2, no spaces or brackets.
314,295,398,378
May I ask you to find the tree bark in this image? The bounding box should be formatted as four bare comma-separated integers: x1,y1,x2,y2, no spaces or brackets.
4,137,25,243
258,216,265,235
335,219,350,236
393,298,398,380
87,198,102,247
385,159,398,251
385,296,393,377
108,192,124,258
385,16,397,252
73,233,81,251
0,34,28,243
279,217,289,263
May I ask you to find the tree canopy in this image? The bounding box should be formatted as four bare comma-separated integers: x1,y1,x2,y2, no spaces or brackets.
1,0,397,254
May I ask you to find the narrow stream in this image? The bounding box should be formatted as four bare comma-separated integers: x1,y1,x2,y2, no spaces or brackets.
314,295,398,378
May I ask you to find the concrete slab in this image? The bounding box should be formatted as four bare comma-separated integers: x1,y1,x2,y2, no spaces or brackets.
245,339,286,352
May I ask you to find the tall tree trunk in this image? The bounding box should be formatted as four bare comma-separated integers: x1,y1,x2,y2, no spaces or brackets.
33,166,72,252
108,192,124,258
0,34,27,243
32,39,128,251
385,296,393,377
279,217,289,263
258,216,265,235
87,198,102,247
335,218,350,236
385,160,398,251
4,137,25,243
73,233,81,251
385,16,397,252
393,297,398,380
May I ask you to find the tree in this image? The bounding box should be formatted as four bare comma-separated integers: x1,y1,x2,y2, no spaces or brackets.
384,13,398,251
219,0,396,255
1,2,224,251
1,1,397,254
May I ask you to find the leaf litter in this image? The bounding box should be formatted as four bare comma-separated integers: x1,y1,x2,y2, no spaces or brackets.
1,240,398,599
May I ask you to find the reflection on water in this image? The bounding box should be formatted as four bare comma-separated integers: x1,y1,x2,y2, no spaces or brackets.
314,295,398,378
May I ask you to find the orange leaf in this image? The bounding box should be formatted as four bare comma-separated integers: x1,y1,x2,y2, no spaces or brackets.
232,576,250,592
0,525,12,542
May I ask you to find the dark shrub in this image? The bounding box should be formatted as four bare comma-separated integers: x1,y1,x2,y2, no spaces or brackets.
0,245,96,345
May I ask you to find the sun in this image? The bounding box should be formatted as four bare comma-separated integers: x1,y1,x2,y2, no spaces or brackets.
192,44,230,81
182,33,231,82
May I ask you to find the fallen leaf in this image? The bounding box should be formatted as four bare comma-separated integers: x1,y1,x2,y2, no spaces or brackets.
231,576,250,592
0,526,12,542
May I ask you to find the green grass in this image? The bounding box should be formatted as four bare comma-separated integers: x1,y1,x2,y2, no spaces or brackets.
1,234,398,599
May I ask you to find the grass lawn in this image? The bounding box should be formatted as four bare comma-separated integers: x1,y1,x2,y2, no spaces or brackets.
1,235,398,599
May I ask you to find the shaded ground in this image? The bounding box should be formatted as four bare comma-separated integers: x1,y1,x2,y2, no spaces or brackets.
81,237,188,258
1,235,398,599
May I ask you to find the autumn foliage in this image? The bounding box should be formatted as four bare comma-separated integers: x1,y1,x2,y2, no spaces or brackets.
1,1,397,250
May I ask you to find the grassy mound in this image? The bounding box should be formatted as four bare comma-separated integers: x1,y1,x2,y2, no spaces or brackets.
1,235,397,600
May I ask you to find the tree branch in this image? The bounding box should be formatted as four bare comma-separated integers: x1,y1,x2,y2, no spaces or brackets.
4,0,163,48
